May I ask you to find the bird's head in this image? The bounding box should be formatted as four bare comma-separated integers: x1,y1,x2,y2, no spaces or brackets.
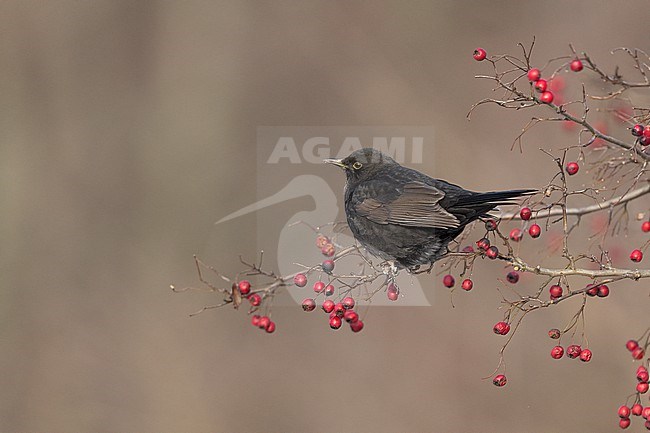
324,148,397,181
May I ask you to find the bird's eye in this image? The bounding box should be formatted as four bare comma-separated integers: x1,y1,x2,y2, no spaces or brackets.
352,162,363,170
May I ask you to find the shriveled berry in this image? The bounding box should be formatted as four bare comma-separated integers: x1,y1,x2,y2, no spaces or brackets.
461,278,473,291
493,321,511,335
631,347,645,360
509,228,523,242
387,283,399,301
565,161,579,175
251,314,261,327
540,91,554,104
626,340,639,352
350,319,364,333
570,59,583,72
329,315,342,330
637,382,649,394
265,320,276,333
529,224,541,238
322,259,335,274
548,328,561,339
630,249,643,262
619,406,632,418
534,79,548,93
485,246,498,259
258,316,271,330
248,293,262,306
442,274,455,288
586,284,599,297
321,243,335,257
313,281,325,293
485,219,498,231
324,284,335,296
597,284,609,298
238,280,251,295
642,221,650,232
476,237,490,250
342,296,355,310
619,418,631,429
549,284,563,300
315,234,329,248
632,404,643,416
302,298,316,312
520,207,532,220
294,273,308,287
343,310,359,323
322,299,335,313
334,302,346,317
579,348,592,362
473,48,487,61
566,344,582,359
632,124,645,137
493,374,507,387
527,68,541,82
504,271,519,284
551,345,564,359
637,368,649,383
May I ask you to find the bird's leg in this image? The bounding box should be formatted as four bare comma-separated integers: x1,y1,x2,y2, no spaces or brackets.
410,262,435,275
380,261,400,279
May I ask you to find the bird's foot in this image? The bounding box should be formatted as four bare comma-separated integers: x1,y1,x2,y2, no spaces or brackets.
380,261,400,278
410,262,435,275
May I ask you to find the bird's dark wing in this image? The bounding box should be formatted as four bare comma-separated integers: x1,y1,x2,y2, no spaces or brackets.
355,181,460,229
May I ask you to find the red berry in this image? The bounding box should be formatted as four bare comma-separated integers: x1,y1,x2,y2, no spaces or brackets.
548,328,561,339
645,419,650,430
493,321,511,335
632,404,643,416
485,246,499,259
642,221,650,232
473,48,487,61
506,271,519,284
631,347,645,360
619,406,632,418
461,278,473,291
586,284,599,297
630,249,643,262
566,344,582,359
313,281,325,293
462,245,475,253
549,284,563,300
258,316,270,330
527,68,541,82
509,228,523,242
329,315,342,330
529,224,541,238
642,135,650,146
322,260,335,273
626,340,639,352
322,299,335,313
619,418,631,429
565,161,579,175
251,314,261,327
265,320,276,333
238,280,251,295
484,219,498,231
302,298,316,312
597,284,609,298
350,319,364,333
520,207,532,220
637,382,649,394
442,274,455,288
476,237,490,250
321,243,335,257
579,348,592,362
570,59,583,72
343,310,359,323
551,345,564,359
387,283,399,301
632,124,645,137
493,374,507,387
334,303,346,317
540,91,554,104
534,79,548,92
293,273,307,287
638,369,649,382
342,297,355,310
643,407,650,419
248,293,262,306
324,284,335,296
644,125,650,138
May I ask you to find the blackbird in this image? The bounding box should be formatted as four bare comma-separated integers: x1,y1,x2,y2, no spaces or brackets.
325,148,534,272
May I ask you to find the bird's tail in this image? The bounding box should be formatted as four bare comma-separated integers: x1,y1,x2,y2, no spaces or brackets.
468,189,537,207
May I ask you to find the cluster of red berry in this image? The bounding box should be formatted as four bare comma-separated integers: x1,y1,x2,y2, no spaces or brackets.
617,339,650,429
547,328,592,361
236,280,276,333
630,123,650,147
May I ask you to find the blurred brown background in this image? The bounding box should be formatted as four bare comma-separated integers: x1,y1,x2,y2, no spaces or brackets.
2,1,649,432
